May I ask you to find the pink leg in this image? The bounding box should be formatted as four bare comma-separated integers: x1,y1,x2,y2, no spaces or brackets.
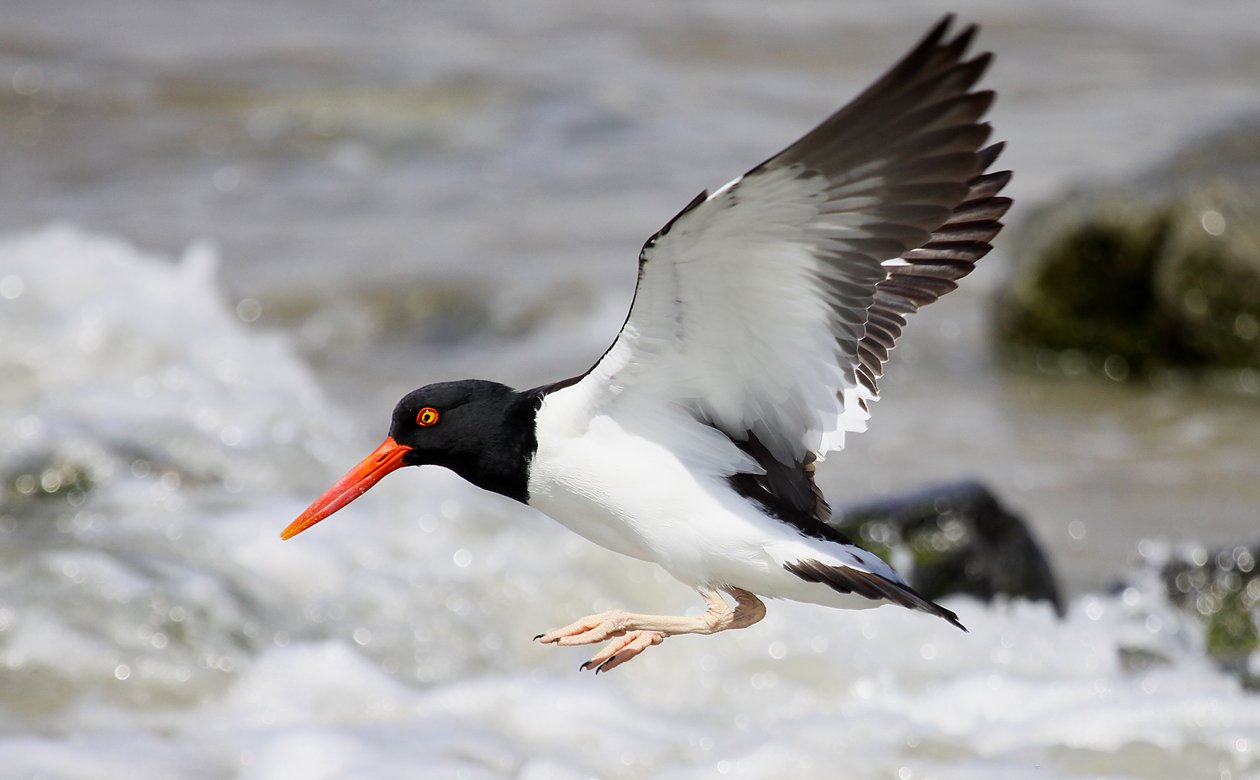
534,586,766,673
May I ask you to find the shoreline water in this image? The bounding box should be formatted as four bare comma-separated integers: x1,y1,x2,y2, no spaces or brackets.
3,2,1260,776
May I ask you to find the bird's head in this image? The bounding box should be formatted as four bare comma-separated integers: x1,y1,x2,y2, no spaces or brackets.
281,379,531,540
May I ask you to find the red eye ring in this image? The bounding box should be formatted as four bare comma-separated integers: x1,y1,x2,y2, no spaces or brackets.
416,407,440,427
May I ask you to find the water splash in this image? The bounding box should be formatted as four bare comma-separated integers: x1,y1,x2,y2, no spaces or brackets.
1,225,1257,779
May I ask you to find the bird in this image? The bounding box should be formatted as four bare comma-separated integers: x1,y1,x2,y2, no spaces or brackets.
281,16,1011,673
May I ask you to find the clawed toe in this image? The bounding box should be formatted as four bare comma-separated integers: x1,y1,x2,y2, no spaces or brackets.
535,611,665,672
535,588,764,673
535,610,628,646
580,630,665,673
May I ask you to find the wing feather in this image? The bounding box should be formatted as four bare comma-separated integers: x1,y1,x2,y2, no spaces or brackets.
555,16,1010,525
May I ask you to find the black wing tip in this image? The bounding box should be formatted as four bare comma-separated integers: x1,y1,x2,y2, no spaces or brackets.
978,197,1014,221
881,15,983,100
935,602,968,632
925,15,983,61
977,141,1007,168
965,49,994,73
922,15,956,48
969,89,997,116
784,559,968,631
924,14,979,46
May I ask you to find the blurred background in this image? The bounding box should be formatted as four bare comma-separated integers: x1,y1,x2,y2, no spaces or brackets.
2,1,1258,778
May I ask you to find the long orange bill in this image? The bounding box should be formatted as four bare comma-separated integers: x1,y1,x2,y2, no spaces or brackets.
281,437,413,540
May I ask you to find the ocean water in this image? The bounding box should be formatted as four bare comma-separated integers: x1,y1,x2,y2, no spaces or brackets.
2,226,1259,779
3,2,1260,778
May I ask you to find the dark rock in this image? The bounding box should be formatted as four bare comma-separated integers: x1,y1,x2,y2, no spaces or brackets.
1161,543,1260,689
996,117,1260,379
834,481,1063,615
2,456,93,505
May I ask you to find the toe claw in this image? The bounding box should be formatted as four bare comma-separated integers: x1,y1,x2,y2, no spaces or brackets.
535,613,664,672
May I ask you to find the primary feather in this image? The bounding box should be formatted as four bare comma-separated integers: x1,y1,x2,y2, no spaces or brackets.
551,16,1010,546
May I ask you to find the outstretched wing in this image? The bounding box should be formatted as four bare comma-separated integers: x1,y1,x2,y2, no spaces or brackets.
567,16,1010,482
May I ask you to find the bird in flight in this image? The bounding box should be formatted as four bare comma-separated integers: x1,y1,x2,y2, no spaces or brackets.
282,16,1010,673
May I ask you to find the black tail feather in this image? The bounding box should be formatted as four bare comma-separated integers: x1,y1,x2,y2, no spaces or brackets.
784,558,967,632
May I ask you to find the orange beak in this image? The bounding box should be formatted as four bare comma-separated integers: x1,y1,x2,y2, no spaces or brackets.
281,437,413,540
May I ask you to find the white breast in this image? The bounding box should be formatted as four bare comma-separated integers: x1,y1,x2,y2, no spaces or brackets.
525,385,908,608
527,386,758,574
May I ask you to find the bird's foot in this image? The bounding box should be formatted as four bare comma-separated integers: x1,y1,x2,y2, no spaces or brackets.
533,588,767,673
535,609,632,646
533,611,666,673
580,630,666,673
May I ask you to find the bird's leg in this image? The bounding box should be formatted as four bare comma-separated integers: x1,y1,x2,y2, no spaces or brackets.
535,586,767,673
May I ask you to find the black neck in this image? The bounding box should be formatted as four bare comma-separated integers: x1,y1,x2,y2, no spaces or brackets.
447,389,540,503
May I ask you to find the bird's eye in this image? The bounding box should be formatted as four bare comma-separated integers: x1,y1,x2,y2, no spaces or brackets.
416,407,440,427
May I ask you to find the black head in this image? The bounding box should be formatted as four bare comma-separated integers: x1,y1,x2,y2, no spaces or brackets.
282,379,538,540
385,380,519,466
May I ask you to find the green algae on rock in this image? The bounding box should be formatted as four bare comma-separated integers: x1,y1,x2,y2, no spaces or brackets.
1163,544,1260,689
997,119,1260,378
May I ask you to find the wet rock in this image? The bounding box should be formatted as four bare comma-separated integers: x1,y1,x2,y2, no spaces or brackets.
1162,544,1260,689
2,456,93,505
834,481,1063,615
997,118,1260,379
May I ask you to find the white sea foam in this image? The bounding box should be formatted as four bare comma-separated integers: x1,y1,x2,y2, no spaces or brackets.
1,226,1258,779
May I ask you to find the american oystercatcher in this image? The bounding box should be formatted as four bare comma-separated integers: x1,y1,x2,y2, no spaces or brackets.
283,16,1011,673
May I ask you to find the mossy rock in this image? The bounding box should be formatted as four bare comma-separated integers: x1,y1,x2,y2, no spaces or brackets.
834,481,1063,615
997,119,1260,377
1162,544,1260,688
2,456,93,505
1157,183,1260,368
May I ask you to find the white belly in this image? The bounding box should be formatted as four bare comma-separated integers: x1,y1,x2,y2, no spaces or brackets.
527,392,762,578
527,412,721,568
525,388,902,609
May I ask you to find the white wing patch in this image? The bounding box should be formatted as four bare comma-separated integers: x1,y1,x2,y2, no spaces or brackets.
579,164,884,465
553,17,1007,477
